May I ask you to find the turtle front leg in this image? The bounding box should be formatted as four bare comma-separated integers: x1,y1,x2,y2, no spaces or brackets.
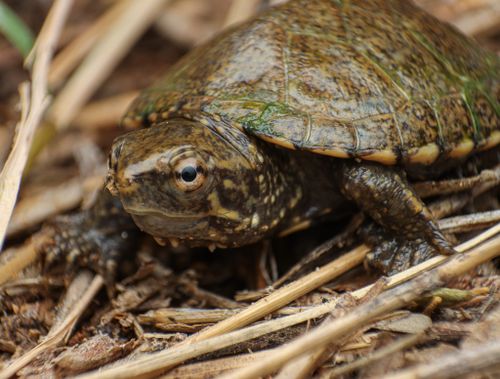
40,190,139,290
336,161,454,274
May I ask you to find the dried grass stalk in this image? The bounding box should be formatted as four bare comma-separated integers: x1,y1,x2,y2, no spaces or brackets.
48,1,129,88
0,0,73,250
48,0,170,130
223,0,262,29
73,223,499,379
218,234,500,379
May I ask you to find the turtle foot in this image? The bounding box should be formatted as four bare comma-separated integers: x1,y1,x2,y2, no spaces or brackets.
361,224,454,275
366,237,436,275
43,216,134,289
39,191,139,294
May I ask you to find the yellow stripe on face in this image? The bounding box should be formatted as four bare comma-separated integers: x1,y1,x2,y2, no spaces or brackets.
207,192,242,222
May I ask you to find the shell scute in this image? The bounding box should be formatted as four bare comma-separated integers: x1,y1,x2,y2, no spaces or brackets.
396,101,440,155
410,10,496,83
352,114,401,157
123,0,500,165
236,102,308,145
437,95,476,153
305,116,354,156
286,33,402,120
341,1,459,99
470,92,500,149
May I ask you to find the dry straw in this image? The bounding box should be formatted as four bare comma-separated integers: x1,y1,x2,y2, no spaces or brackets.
0,0,73,250
73,223,500,379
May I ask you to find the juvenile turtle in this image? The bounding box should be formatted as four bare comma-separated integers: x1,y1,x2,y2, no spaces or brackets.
46,0,499,280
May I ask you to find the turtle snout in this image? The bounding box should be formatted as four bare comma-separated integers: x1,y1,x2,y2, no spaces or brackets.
106,136,127,196
105,170,119,197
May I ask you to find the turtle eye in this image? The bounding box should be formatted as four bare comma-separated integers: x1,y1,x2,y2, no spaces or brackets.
174,158,206,192
181,165,197,182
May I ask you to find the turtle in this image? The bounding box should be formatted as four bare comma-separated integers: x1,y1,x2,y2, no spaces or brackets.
45,0,500,283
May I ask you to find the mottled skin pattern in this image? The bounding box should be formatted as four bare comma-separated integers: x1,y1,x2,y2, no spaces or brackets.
44,0,499,281
107,117,340,249
43,192,139,287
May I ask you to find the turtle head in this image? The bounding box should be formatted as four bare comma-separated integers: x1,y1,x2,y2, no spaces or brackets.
106,117,294,249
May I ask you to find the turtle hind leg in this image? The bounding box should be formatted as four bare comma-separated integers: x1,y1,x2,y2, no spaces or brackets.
337,160,454,274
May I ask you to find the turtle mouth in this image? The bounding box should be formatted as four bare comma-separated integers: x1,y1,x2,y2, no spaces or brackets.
124,206,206,220
156,236,228,251
128,210,207,234
127,208,236,251
133,213,229,251
126,209,225,247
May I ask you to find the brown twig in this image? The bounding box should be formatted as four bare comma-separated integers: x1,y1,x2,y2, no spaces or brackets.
160,350,269,378
270,0,289,6
0,0,73,249
274,287,389,379
414,168,499,198
72,91,139,130
438,209,500,234
181,244,369,345
240,209,499,303
274,288,423,379
273,213,364,287
7,178,84,237
451,3,500,37
74,245,368,379
0,236,43,286
429,164,500,219
275,317,338,379
138,306,311,331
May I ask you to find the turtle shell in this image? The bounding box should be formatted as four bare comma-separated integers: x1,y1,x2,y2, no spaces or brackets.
124,0,500,166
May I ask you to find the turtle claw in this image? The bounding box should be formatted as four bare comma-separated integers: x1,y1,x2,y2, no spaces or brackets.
427,229,456,256
361,223,454,275
366,237,437,275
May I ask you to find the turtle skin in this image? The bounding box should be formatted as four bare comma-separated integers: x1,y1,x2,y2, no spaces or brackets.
42,0,499,284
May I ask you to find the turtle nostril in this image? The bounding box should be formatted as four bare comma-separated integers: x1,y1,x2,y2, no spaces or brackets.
106,138,126,196
105,171,119,196
105,156,120,196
